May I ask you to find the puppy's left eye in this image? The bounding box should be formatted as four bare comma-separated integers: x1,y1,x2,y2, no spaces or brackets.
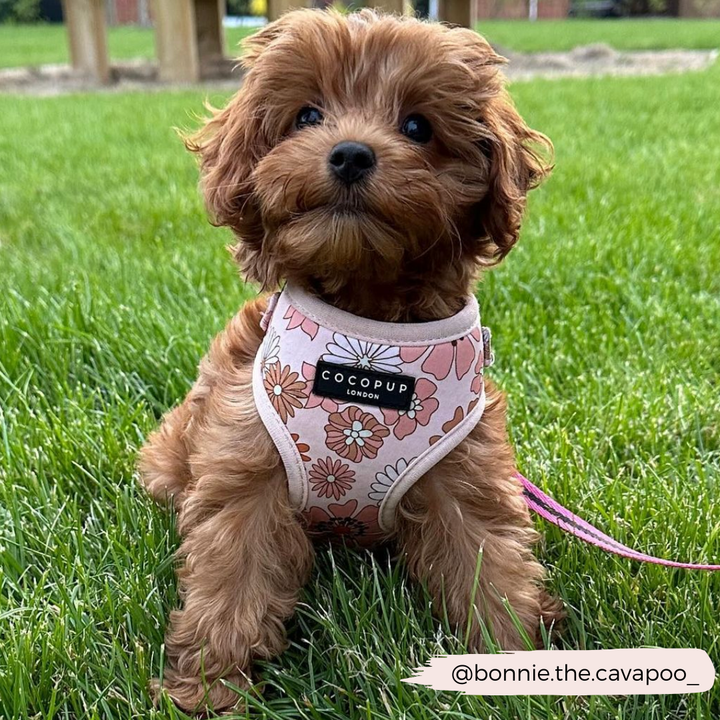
400,114,433,144
296,107,324,130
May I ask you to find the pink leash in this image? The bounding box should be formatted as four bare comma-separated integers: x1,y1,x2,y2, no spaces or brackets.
517,472,720,571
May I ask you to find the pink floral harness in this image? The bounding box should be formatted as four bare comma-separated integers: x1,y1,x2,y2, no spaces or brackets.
253,284,493,544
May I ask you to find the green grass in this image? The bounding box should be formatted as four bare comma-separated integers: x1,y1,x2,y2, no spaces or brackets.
1,18,720,68
1,62,720,719
0,24,256,68
478,18,720,52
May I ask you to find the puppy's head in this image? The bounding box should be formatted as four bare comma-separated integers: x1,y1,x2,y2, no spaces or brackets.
188,10,551,295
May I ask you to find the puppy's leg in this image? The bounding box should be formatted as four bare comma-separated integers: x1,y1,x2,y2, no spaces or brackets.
141,296,312,712
160,466,313,712
139,296,268,512
139,400,194,510
395,382,562,650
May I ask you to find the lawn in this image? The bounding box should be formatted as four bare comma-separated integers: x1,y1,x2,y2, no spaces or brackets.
1,58,720,720
0,24,257,68
1,18,720,68
478,17,720,52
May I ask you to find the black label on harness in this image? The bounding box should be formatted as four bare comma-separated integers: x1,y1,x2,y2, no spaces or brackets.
312,360,416,411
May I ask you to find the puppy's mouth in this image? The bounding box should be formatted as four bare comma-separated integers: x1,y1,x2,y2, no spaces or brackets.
275,188,412,242
303,187,372,218
293,200,377,224
312,202,403,235
329,203,366,217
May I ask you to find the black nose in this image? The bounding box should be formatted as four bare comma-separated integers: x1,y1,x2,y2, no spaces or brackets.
328,141,376,185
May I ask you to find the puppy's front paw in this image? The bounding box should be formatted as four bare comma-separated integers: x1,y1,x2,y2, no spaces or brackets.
151,669,249,714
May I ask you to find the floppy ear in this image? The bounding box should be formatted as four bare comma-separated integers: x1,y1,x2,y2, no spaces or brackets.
184,95,261,237
450,27,553,263
476,98,553,262
183,14,300,287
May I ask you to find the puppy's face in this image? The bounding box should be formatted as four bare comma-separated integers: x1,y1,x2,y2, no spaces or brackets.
190,10,551,294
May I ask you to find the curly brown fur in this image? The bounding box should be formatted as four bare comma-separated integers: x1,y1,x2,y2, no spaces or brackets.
186,9,551,320
140,9,560,713
396,381,563,650
141,298,315,711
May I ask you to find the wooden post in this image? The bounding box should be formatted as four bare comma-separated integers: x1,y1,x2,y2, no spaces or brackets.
195,0,226,78
62,0,110,83
153,0,226,83
365,0,412,15
438,0,474,27
267,0,302,22
154,0,199,82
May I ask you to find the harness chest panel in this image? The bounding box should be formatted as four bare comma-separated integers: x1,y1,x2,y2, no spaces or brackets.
252,283,490,545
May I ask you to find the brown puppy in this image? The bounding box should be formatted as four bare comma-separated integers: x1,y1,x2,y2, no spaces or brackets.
140,9,562,712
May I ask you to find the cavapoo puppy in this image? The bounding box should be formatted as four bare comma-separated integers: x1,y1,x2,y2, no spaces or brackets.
140,8,562,711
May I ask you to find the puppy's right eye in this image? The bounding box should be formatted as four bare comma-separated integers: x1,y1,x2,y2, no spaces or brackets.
296,107,324,130
400,114,433,144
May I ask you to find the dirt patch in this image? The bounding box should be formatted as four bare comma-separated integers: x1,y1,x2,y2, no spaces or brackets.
1,45,717,95
501,43,718,81
0,60,242,96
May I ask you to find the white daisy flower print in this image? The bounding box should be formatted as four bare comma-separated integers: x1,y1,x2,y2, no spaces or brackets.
369,458,414,504
324,334,402,374
260,327,280,376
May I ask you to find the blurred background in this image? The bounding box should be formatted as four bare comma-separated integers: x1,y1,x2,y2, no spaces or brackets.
3,0,720,24
0,0,718,88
